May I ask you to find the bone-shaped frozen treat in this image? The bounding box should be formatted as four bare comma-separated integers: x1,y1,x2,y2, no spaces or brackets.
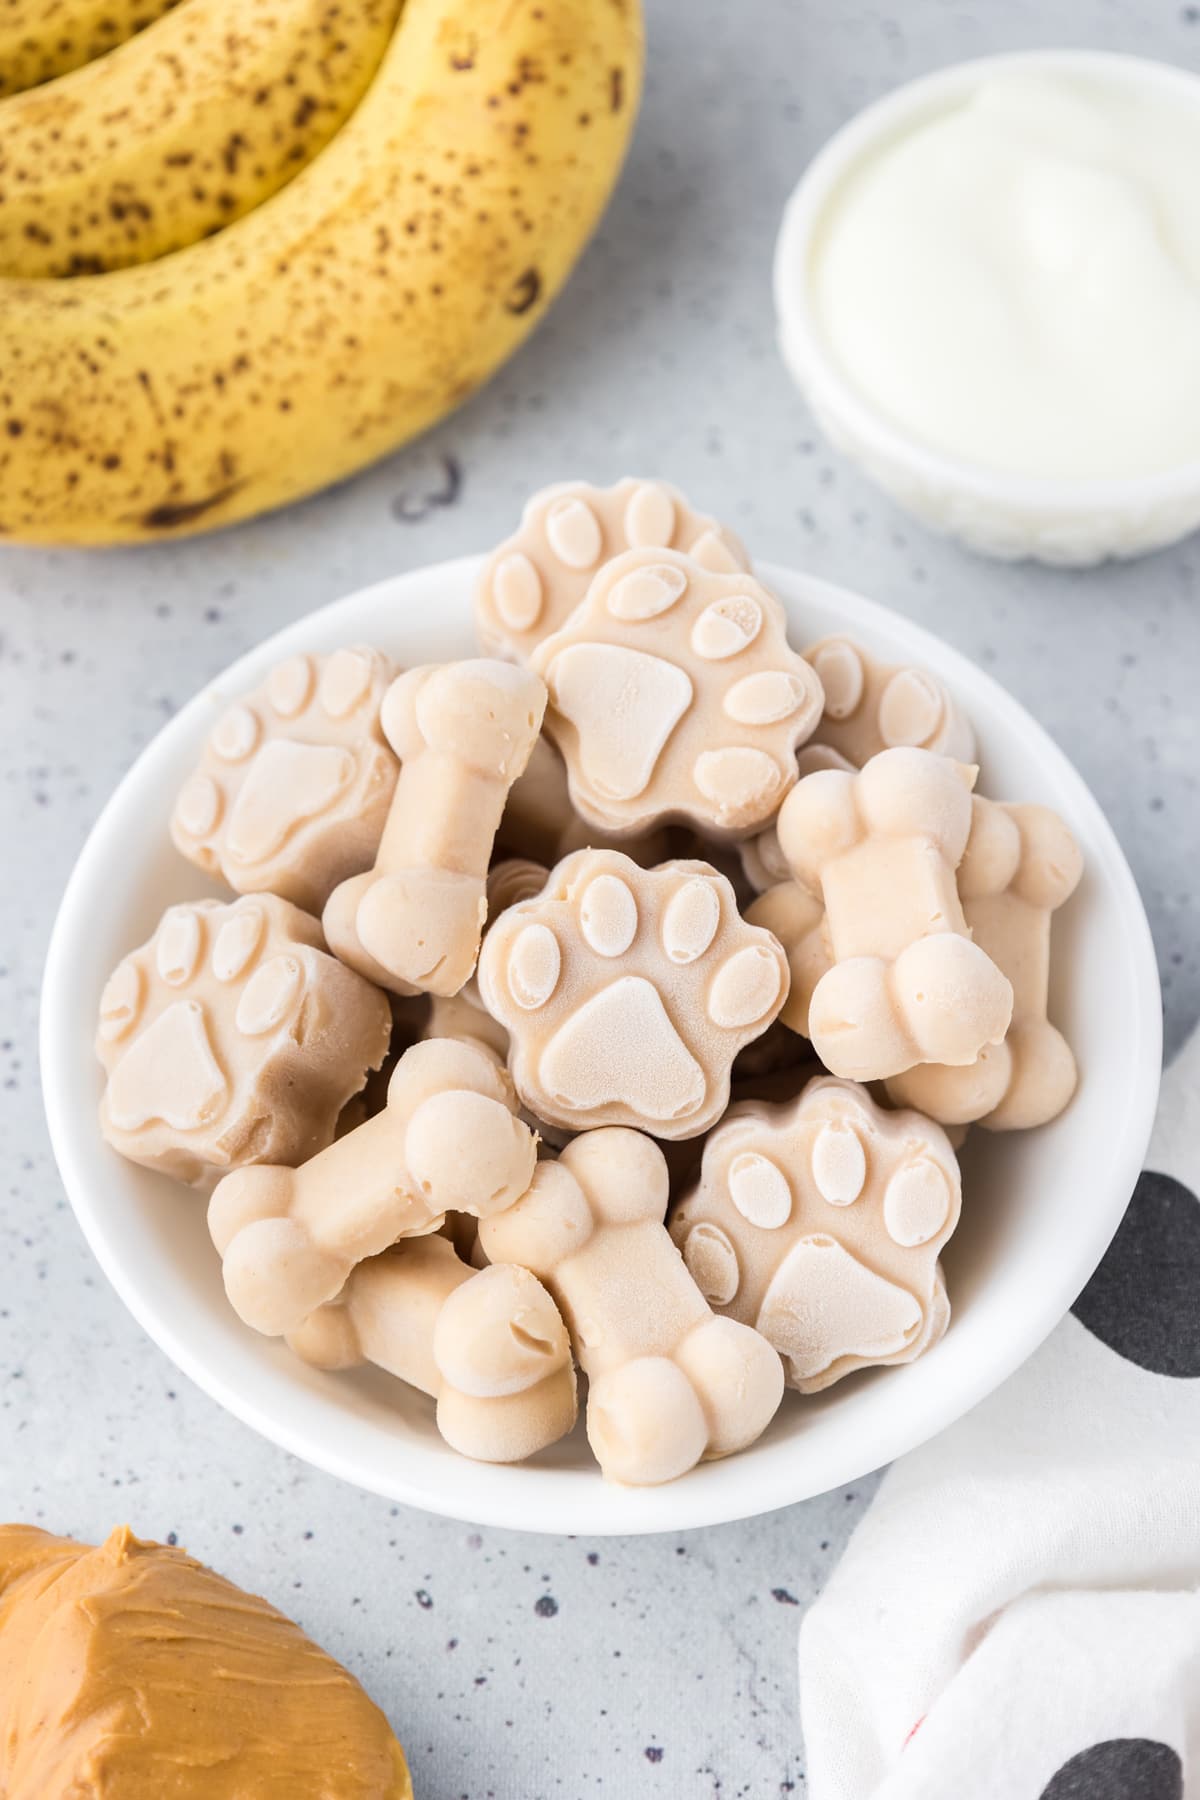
323,660,546,996
886,798,1083,1129
774,747,1013,1080
288,1236,577,1464
478,1129,783,1485
208,1039,537,1339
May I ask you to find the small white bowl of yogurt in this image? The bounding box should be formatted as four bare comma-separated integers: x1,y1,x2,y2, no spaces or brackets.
776,51,1200,565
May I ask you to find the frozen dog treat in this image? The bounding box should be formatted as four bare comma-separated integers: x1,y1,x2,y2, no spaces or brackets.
476,476,749,664
288,1236,577,1463
171,647,397,915
324,660,546,996
531,548,824,839
477,847,790,1139
888,799,1083,1129
775,747,1013,1078
670,1076,961,1391
479,1129,783,1484
97,895,391,1187
807,637,976,767
208,1038,537,1338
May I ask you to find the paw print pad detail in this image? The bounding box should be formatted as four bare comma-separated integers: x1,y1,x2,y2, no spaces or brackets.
669,1076,961,1390
97,895,392,1186
806,636,977,767
171,647,398,914
530,549,824,839
477,848,790,1139
476,477,750,664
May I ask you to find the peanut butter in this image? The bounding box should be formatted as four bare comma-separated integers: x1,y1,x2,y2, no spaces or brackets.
0,1525,411,1799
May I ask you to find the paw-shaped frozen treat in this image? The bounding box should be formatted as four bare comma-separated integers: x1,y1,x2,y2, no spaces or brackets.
477,848,790,1140
806,637,977,768
170,647,398,915
670,1077,961,1392
208,1038,537,1338
324,660,546,997
531,548,825,839
476,476,750,664
888,799,1083,1130
97,896,392,1187
480,1128,783,1484
775,747,1013,1079
288,1236,577,1464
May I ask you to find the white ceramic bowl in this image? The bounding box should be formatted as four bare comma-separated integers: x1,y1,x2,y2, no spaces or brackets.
775,51,1200,566
40,558,1161,1535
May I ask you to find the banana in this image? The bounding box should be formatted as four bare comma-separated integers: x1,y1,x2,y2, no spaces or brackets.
0,0,402,277
0,0,641,545
0,0,180,99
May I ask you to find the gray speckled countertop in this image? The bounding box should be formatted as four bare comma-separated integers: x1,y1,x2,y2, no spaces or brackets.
2,3,1198,1794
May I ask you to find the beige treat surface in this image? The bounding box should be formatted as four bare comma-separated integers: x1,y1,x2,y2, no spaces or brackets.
97,895,392,1187
288,1236,577,1464
476,476,750,665
324,660,546,997
776,747,1013,1079
479,1129,783,1485
806,637,977,768
170,647,398,915
531,548,825,840
888,798,1083,1130
208,1038,537,1339
670,1076,961,1392
477,847,790,1140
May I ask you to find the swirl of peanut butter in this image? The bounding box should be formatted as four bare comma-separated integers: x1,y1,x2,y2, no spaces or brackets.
0,1524,411,1798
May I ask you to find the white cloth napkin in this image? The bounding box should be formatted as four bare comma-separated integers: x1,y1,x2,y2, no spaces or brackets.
800,1026,1200,1800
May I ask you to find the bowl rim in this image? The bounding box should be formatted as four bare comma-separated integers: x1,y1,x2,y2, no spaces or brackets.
774,47,1200,512
39,555,1163,1534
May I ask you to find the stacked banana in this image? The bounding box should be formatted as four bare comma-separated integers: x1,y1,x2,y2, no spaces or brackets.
0,0,643,543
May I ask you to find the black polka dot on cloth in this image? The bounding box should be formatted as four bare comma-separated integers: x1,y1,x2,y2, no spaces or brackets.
1039,1738,1183,1800
1071,1172,1200,1377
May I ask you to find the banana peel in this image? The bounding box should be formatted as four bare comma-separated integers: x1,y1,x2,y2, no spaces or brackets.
0,0,644,545
0,0,402,278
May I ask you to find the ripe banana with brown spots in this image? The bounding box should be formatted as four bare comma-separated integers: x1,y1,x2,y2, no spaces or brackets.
0,0,180,99
0,0,642,545
0,0,402,277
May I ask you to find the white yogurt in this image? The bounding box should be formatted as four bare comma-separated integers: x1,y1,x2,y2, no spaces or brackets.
802,68,1200,481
